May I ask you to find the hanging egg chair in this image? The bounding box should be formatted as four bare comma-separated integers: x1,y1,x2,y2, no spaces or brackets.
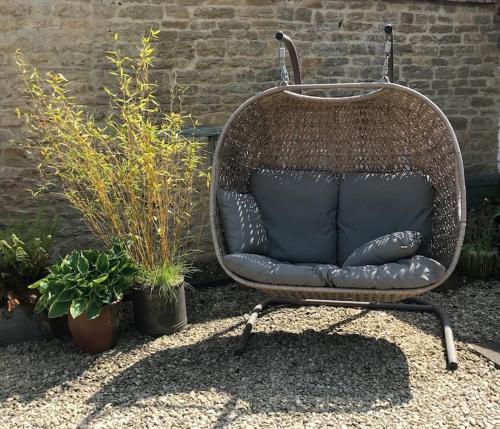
209,26,466,370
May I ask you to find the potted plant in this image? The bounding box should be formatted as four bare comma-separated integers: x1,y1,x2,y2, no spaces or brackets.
133,263,188,336
30,244,137,353
0,214,56,346
16,30,207,338
458,199,499,279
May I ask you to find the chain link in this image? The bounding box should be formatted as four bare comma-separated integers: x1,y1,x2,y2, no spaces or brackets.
278,44,289,86
381,40,392,83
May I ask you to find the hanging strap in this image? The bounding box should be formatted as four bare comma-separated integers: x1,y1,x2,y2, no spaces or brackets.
381,24,394,83
278,43,289,86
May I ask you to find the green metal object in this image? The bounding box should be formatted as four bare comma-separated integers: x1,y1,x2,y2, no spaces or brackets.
181,126,222,163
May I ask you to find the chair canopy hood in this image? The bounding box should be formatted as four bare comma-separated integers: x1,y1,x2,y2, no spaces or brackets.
210,83,466,301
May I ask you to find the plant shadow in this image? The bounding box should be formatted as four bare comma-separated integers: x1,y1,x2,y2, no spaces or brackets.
0,327,149,404
85,329,412,427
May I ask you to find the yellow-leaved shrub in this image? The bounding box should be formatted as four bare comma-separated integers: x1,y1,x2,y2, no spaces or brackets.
16,30,208,293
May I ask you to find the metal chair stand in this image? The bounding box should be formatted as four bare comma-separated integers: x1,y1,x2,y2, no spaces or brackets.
234,296,458,371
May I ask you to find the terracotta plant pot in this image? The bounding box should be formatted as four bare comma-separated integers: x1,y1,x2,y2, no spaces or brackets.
68,303,121,354
132,284,187,337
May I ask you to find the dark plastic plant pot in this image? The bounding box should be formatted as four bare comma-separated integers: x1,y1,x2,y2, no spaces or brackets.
0,304,51,347
132,284,187,337
49,315,71,340
67,303,122,354
458,249,497,279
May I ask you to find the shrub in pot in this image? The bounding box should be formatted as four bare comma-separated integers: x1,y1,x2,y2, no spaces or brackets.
0,214,56,346
30,245,138,353
16,30,207,338
458,199,499,279
133,263,188,337
458,246,497,279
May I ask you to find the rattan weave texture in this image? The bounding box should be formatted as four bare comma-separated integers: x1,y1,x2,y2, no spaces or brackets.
210,83,466,302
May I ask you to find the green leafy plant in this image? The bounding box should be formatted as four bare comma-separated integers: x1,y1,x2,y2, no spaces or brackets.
463,199,500,253
16,29,208,299
30,244,138,320
0,212,56,311
459,198,500,278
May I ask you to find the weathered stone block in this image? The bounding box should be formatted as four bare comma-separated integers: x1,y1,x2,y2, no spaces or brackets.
414,14,436,25
471,117,495,129
473,15,491,25
165,5,190,19
449,117,468,131
400,12,415,24
195,40,227,57
402,65,433,80
118,5,163,20
397,24,428,33
193,7,235,19
277,7,294,21
0,1,31,17
295,8,312,22
245,0,276,5
470,97,496,108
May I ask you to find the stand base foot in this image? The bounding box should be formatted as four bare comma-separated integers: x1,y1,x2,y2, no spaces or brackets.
235,297,458,371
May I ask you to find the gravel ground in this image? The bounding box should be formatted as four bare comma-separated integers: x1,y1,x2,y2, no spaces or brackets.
0,280,499,429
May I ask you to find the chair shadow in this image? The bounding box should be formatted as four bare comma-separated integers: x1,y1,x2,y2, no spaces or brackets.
186,284,262,325
84,329,412,427
0,330,150,404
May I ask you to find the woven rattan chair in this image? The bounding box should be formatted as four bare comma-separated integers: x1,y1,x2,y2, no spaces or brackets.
209,26,466,370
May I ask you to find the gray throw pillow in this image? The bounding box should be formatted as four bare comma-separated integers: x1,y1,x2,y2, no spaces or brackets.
343,231,422,267
217,189,269,254
337,172,433,265
250,169,338,264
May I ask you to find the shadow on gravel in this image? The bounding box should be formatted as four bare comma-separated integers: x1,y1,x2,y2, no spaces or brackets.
0,334,149,404
185,284,261,325
85,330,411,427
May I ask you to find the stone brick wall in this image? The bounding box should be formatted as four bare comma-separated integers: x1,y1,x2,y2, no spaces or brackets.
0,0,499,256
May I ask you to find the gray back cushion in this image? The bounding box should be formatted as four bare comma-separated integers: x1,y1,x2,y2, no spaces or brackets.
217,189,269,254
338,172,433,265
251,169,338,264
343,231,422,267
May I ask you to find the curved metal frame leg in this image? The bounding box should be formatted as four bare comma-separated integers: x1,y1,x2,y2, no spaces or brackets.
409,297,458,371
234,298,289,355
235,296,458,371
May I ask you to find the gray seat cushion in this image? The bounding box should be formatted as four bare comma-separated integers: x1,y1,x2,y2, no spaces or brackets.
217,189,269,254
223,253,445,289
250,169,338,264
343,231,422,267
338,172,433,265
329,256,446,290
223,253,334,287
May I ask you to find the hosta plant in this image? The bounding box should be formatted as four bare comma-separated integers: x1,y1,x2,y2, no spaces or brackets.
30,244,138,320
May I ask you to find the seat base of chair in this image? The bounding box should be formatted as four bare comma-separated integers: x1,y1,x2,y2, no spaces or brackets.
234,296,458,371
